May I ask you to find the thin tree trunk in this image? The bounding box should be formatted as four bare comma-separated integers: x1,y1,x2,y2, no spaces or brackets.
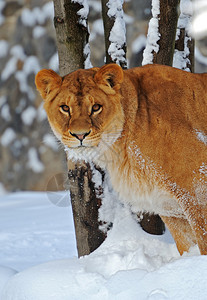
101,0,127,69
53,0,89,75
153,0,180,66
53,0,105,257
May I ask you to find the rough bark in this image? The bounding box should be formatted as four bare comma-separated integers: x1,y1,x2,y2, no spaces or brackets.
68,161,106,256
53,0,89,76
53,0,105,257
153,0,180,66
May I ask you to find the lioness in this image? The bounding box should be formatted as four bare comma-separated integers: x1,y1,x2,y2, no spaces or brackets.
35,64,207,255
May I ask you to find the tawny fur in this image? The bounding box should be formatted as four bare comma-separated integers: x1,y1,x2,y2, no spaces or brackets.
35,64,207,255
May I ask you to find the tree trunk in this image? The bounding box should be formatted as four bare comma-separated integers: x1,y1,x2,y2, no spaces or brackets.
153,0,180,66
101,0,127,69
53,0,89,76
53,0,105,257
68,161,106,256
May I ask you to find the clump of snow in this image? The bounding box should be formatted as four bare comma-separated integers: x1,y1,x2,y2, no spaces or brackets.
21,106,37,126
15,56,41,100
33,26,46,39
107,0,127,67
27,148,44,173
0,40,9,58
199,163,207,176
1,128,16,147
142,0,160,65
173,0,193,71
72,0,89,27
195,129,207,145
21,2,54,27
84,43,93,69
43,134,59,151
1,104,11,121
190,0,207,39
1,57,18,81
1,44,41,101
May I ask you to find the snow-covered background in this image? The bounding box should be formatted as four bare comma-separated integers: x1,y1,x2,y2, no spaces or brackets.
1,191,207,300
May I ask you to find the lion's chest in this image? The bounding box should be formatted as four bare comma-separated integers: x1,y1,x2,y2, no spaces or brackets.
107,144,184,218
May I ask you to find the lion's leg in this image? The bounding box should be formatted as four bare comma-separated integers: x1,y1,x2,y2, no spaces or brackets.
161,215,196,255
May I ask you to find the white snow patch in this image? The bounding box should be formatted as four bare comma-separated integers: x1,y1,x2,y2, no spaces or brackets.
1,57,18,81
72,0,89,27
142,0,160,65
21,106,37,126
27,148,44,173
33,26,46,39
190,0,207,39
195,129,207,145
15,56,41,99
0,40,9,58
84,43,93,69
21,2,54,27
10,45,26,61
43,134,59,151
1,128,16,147
199,163,207,176
1,104,11,121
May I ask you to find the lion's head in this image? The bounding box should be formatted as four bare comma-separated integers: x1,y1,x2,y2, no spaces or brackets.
35,64,124,162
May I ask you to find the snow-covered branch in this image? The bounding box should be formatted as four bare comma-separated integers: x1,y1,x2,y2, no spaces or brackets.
173,0,193,71
142,0,160,65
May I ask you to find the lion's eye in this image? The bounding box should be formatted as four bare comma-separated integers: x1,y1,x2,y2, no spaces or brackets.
60,105,70,113
92,104,102,113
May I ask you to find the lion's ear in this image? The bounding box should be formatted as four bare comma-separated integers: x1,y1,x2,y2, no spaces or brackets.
94,64,123,94
35,69,62,100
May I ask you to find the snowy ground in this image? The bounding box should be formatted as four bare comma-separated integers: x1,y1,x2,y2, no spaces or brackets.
0,191,207,299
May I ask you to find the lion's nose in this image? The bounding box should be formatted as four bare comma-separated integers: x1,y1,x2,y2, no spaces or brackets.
70,130,91,142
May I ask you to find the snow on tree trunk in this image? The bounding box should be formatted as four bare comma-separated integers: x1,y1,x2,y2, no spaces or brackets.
173,0,194,72
101,0,127,69
143,0,180,66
